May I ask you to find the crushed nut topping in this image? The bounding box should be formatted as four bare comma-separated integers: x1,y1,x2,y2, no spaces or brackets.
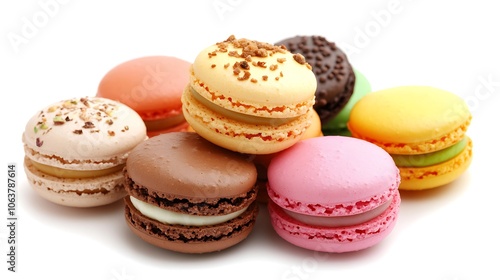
293,53,306,65
237,71,251,81
83,121,95,129
36,138,43,147
207,35,312,82
31,97,131,147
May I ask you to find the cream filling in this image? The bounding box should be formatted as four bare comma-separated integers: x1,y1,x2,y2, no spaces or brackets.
391,137,469,167
30,159,124,179
130,196,248,226
190,87,298,126
284,198,392,227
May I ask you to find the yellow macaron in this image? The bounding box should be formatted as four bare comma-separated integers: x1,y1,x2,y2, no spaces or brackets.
348,86,473,190
182,35,317,155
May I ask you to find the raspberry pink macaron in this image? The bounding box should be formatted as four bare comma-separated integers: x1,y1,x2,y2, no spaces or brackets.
267,136,401,253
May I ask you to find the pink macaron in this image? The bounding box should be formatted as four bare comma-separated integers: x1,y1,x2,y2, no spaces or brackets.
267,136,401,253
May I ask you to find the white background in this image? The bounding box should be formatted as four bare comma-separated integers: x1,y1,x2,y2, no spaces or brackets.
1,1,499,279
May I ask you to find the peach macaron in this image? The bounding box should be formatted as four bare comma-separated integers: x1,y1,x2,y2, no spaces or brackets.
97,56,191,137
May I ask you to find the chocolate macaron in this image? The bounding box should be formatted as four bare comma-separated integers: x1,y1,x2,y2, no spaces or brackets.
123,132,259,253
277,35,355,124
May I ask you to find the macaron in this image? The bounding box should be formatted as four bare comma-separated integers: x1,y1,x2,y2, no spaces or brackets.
322,68,372,136
97,56,191,137
267,136,401,253
123,132,259,253
276,35,355,125
348,86,473,190
23,97,147,207
182,35,317,155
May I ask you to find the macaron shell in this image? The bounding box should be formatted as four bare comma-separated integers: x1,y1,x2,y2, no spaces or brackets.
97,56,191,121
182,86,313,154
191,36,317,118
398,137,473,190
24,157,125,207
348,86,471,154
124,197,258,253
267,136,400,215
125,132,257,200
23,97,147,170
268,191,400,253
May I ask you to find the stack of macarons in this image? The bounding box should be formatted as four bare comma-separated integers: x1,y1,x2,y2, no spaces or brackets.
111,35,321,253
21,32,475,256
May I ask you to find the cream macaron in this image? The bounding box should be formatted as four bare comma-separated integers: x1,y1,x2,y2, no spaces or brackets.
182,35,317,154
23,97,147,207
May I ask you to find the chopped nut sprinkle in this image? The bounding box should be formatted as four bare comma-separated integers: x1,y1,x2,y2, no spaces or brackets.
36,138,43,147
237,71,251,81
293,53,306,65
83,121,95,129
208,35,313,83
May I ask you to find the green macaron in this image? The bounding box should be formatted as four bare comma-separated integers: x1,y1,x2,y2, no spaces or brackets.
322,68,371,136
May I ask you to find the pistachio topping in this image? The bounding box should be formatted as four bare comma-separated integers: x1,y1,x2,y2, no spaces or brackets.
30,97,132,147
53,115,65,125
